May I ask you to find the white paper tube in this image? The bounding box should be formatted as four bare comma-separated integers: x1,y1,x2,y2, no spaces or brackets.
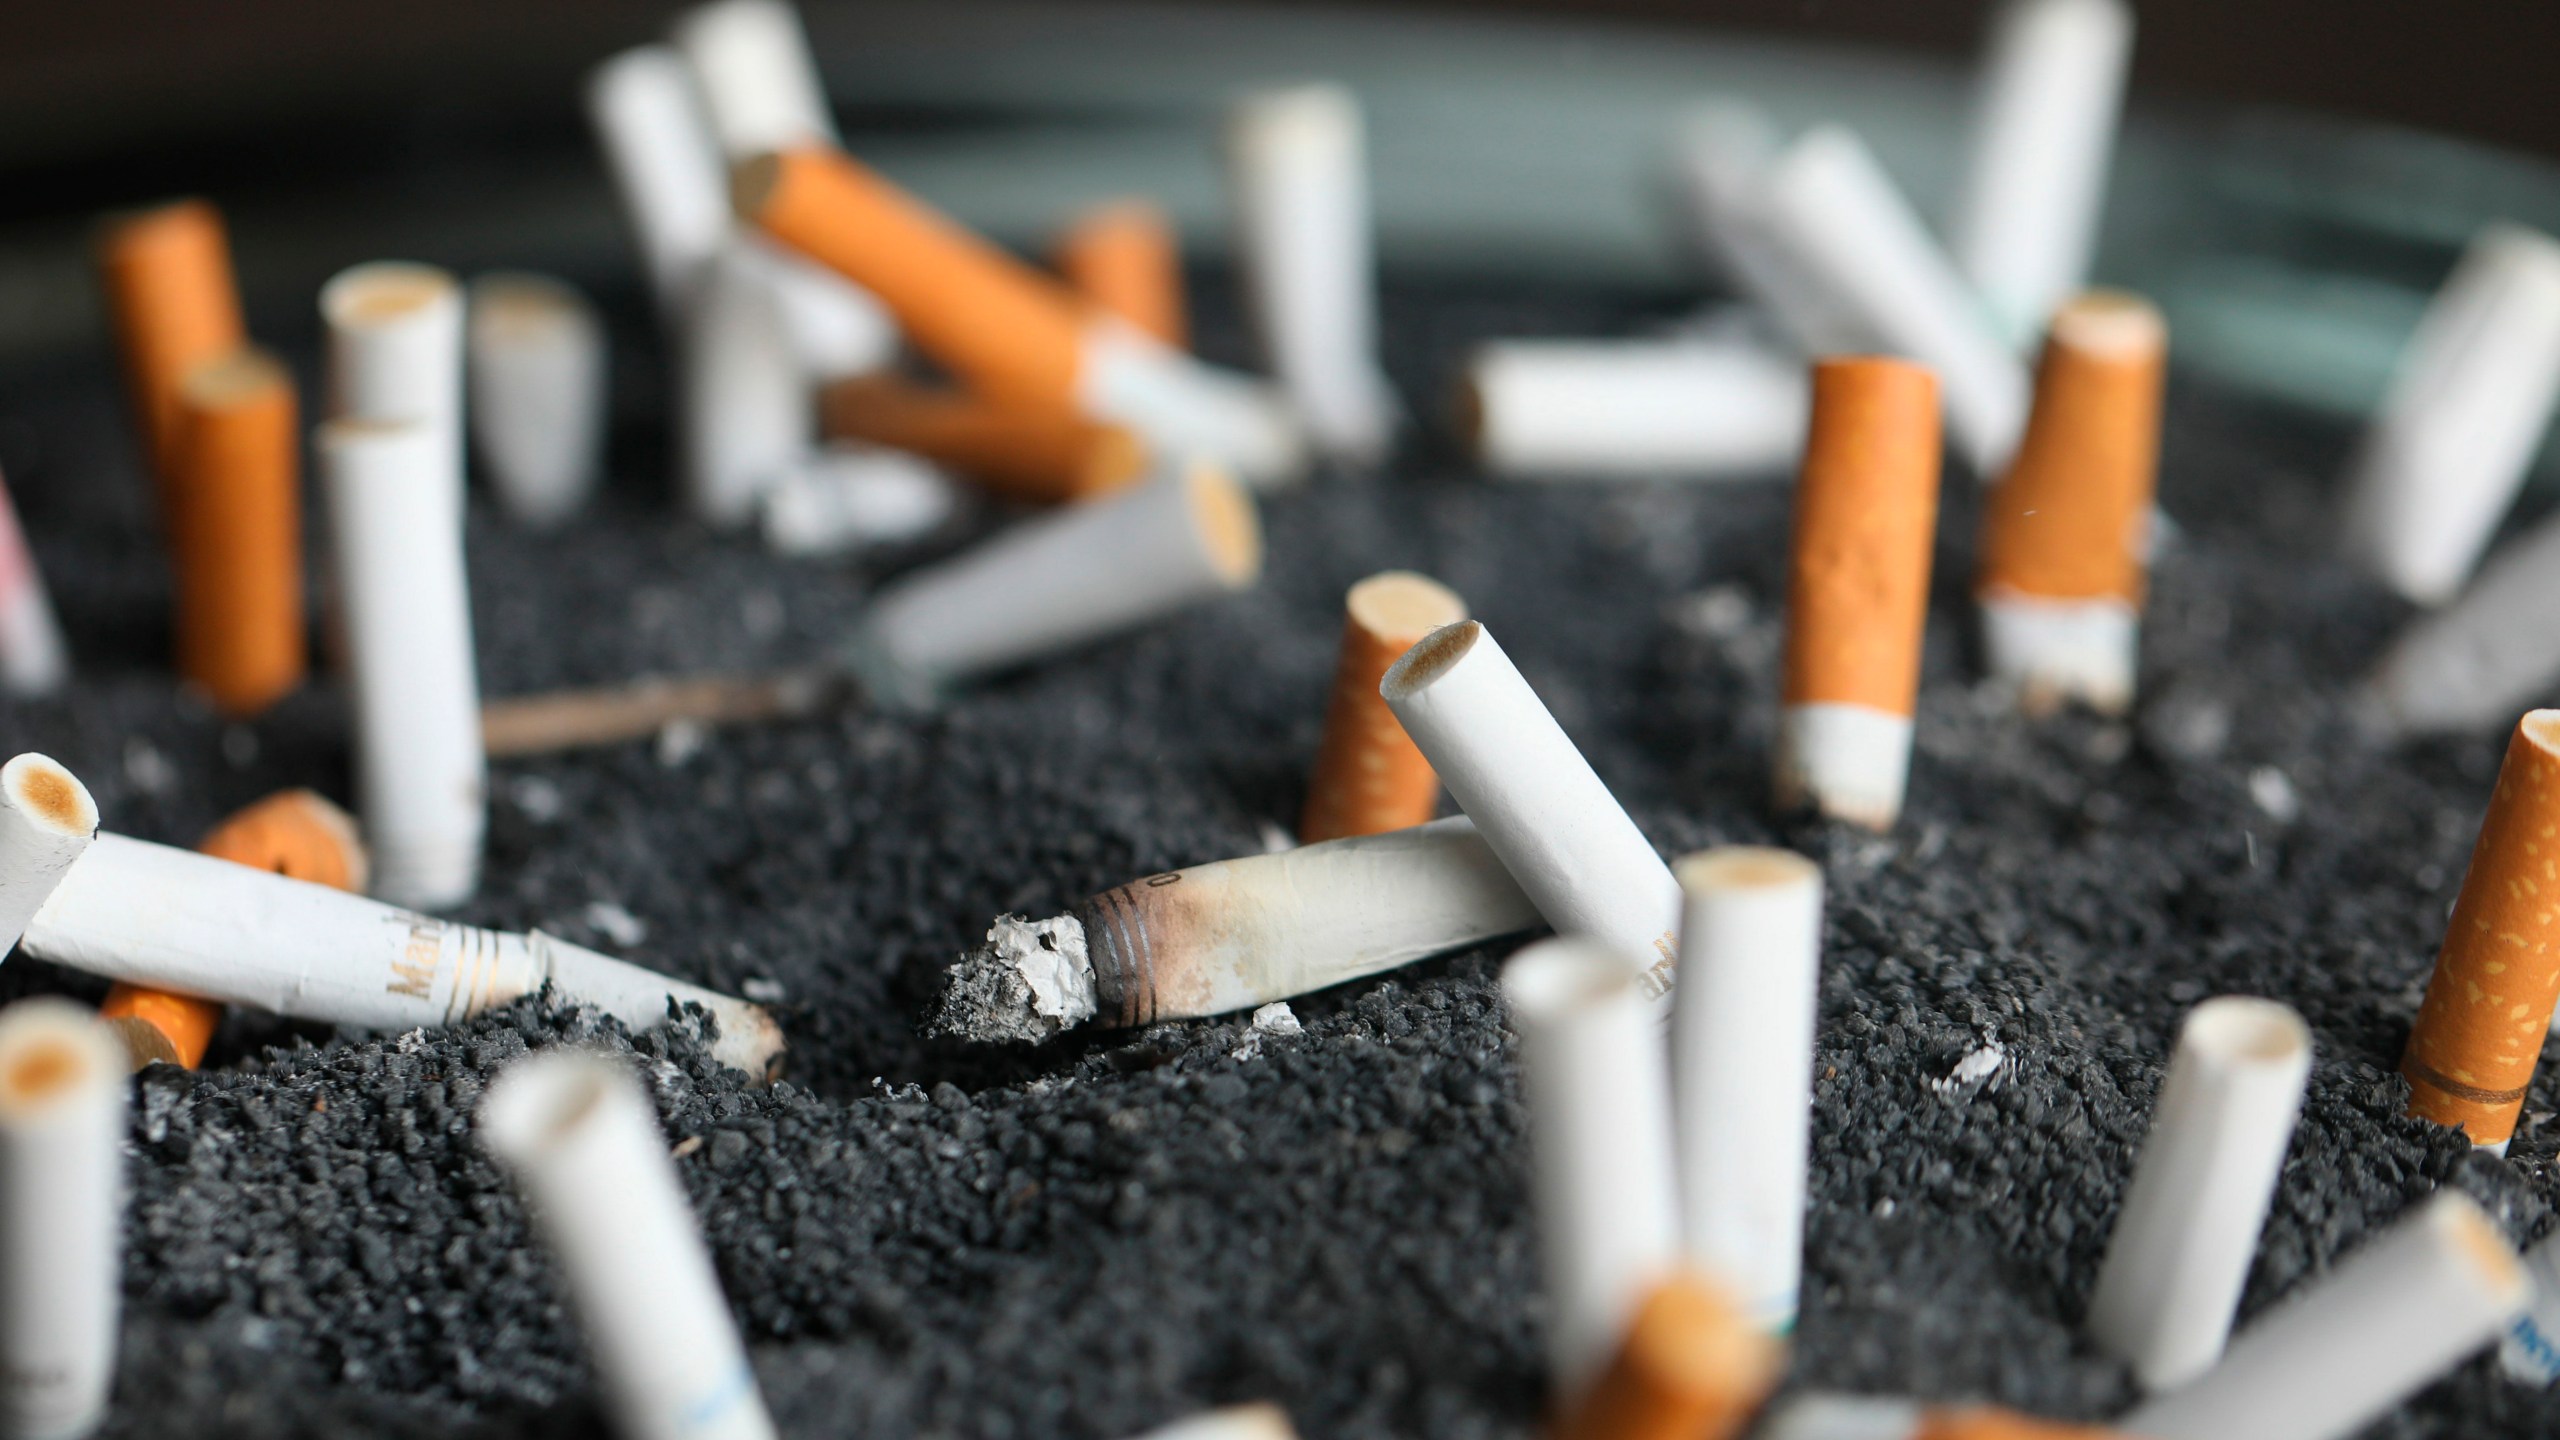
0,1001,123,1440
1123,1404,1296,1440
1078,324,1307,490
319,418,486,910
1951,0,2136,347
671,0,839,161
23,833,784,1077
1460,332,1806,480
0,755,95,960
322,261,466,519
2361,509,2560,737
750,245,897,382
847,462,1262,707
1756,1395,1923,1440
1668,104,1868,359
2085,997,2313,1391
1776,704,1917,833
587,46,731,324
0,474,67,699
1384,621,1681,1002
468,273,607,529
1979,595,2138,716
2339,225,2560,605
2124,1192,2527,1440
1671,847,1823,1332
1503,937,1681,1398
684,243,810,529
2498,1230,2560,1384
480,1050,776,1440
760,443,959,557
1225,83,1396,466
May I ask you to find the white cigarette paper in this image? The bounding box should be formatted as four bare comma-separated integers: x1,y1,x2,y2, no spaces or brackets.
1668,104,1867,359
1461,331,1807,480
0,473,67,699
0,754,96,957
0,1001,123,1440
1979,595,2138,717
671,0,838,160
760,443,958,557
1755,1395,1926,1440
587,46,731,324
322,261,467,519
2498,1230,2560,1385
2124,1192,2526,1440
468,273,607,529
480,1050,777,1440
2361,509,2560,737
1775,704,1916,833
2085,996,2312,1391
1122,1403,1297,1440
1076,324,1307,490
321,418,487,910
684,244,810,529
1502,937,1682,1398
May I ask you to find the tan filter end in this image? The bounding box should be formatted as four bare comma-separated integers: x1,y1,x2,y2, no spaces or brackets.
1301,572,1469,843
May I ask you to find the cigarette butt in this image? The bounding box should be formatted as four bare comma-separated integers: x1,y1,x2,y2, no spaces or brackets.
685,243,812,528
1977,292,2164,715
1458,333,1807,481
761,444,960,557
1777,356,1941,830
1552,1271,1780,1440
2359,508,2560,737
819,374,1147,505
170,348,304,718
2401,710,2560,1148
468,273,607,529
1760,1396,2127,1440
96,199,246,499
481,667,845,759
322,262,467,522
588,47,730,325
672,0,840,160
0,468,69,698
0,1000,126,1440
1669,105,1867,360
1125,1404,1297,1440
1300,572,1468,843
0,754,99,959
1055,199,1187,349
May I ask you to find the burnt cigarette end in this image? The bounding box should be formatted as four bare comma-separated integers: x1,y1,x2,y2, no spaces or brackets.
0,1035,88,1105
926,913,1097,1044
1381,619,1482,702
5,755,97,837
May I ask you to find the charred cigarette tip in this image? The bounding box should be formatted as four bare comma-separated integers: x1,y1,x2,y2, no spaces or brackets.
1380,619,1481,702
4,753,98,838
926,913,1096,1045
0,1001,117,1119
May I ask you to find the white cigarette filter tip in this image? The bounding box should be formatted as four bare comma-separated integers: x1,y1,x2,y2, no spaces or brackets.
587,46,731,321
468,273,607,529
1077,323,1309,489
762,444,959,556
1461,333,1807,480
0,754,97,957
684,243,812,529
1122,1403,1298,1440
1775,703,1915,832
1979,593,2138,716
1755,1394,1924,1440
2361,509,2560,737
321,261,467,515
0,1000,126,1440
670,0,840,160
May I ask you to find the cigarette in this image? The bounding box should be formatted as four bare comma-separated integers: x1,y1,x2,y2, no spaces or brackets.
95,199,246,499
1456,331,1807,481
761,443,960,557
1502,937,1682,1399
1776,358,1942,831
2339,224,2560,605
0,755,97,963
2122,1192,2526,1440
170,348,304,718
732,145,1306,486
1553,1271,1780,1440
1121,1404,1296,1440
2359,508,2560,737
587,47,730,324
819,374,1147,505
0,1001,126,1440
846,462,1261,708
928,815,1537,1044
1300,571,1468,843
2496,1229,2560,1384
1055,199,1188,349
2083,996,2312,1390
670,0,839,160
321,262,467,520
683,243,811,528
318,418,486,910
468,273,607,529
2399,709,2560,1150
0,468,70,698
1225,84,1397,465
1670,847,1823,1332
1382,620,1682,999
479,1050,778,1440
481,668,844,759
1758,1395,2131,1439
24,832,785,1077
1948,0,2136,347
1976,291,2166,715
1669,104,1868,359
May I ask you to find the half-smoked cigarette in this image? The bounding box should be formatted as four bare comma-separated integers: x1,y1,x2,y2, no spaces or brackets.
819,374,1146,505
1123,1403,1297,1440
1777,358,1941,831
846,462,1261,707
1458,332,1807,481
0,755,97,961
588,47,731,324
1758,1395,2127,1439
671,0,840,160
2400,709,2560,1150
1300,571,1468,844
684,243,810,528
322,262,467,520
0,469,69,699
480,1050,778,1440
468,273,607,529
2123,1192,2525,1440
929,816,1538,1044
1055,199,1187,349
96,199,246,498
170,349,304,718
0,1001,125,1440
1503,937,1682,1399
760,444,960,557
1555,1271,1780,1440
319,418,486,911
2084,996,2312,1390
1671,847,1823,1333
1383,621,1682,1001
481,668,844,759
2360,509,2560,737
25,833,784,1077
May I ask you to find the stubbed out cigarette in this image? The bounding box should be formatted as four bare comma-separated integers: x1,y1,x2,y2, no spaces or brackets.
1671,847,1823,1332
929,816,1537,1044
1554,1271,1780,1440
1300,572,1468,843
1777,358,1942,831
0,756,98,961
0,1001,126,1440
2400,710,2560,1150
96,199,246,498
1977,292,2166,715
480,1050,778,1440
819,374,1147,505
761,444,959,557
1670,105,1865,360
481,668,843,759
170,349,304,718
2340,225,2560,605
2084,996,2312,1390
1950,0,2136,348
322,262,467,519
0,470,70,698
1503,938,1682,1399
468,273,606,529
847,462,1261,708
1759,1395,2130,1439
684,244,810,528
1055,199,1188,349
320,419,486,910
2123,1192,2526,1440
1383,621,1682,999
587,47,730,324
1123,1404,1297,1440
1457,332,1807,481
2360,509,2560,737
672,0,839,160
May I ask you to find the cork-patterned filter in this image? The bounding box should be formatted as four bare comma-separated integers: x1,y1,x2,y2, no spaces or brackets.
1055,199,1188,349
1556,1272,1777,1440
1780,357,1942,715
172,348,305,719
1977,291,2166,605
2403,710,2560,1144
96,199,246,499
821,375,1145,504
1300,572,1468,843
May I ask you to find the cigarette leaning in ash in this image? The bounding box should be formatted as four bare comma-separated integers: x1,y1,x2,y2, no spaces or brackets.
926,913,1098,1044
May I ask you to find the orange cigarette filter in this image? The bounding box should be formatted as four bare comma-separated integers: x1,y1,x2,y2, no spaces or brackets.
820,374,1146,505
1552,1271,1780,1440
1781,357,1943,715
1299,571,1468,844
1911,1408,2127,1440
98,788,367,1071
1054,199,1188,349
170,349,305,718
2402,709,2560,1146
97,199,247,500
1977,292,2166,606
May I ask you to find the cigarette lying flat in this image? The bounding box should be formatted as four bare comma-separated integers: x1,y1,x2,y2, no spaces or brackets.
0,754,98,958
1976,293,2164,715
1457,331,1807,481
0,1001,126,1440
1300,571,1468,843
1553,1271,1779,1440
928,816,1538,1044
96,198,246,499
1055,199,1188,349
1759,1395,2129,1439
760,445,959,557
481,668,844,759
2497,1230,2560,1384
2359,509,2560,737
1668,104,1866,359
820,374,1148,505
1122,1404,1297,1440
0,469,69,699
588,47,730,324
171,348,304,718
1777,358,1942,831
480,1050,778,1440
684,243,810,528
468,273,606,529
322,262,466,521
